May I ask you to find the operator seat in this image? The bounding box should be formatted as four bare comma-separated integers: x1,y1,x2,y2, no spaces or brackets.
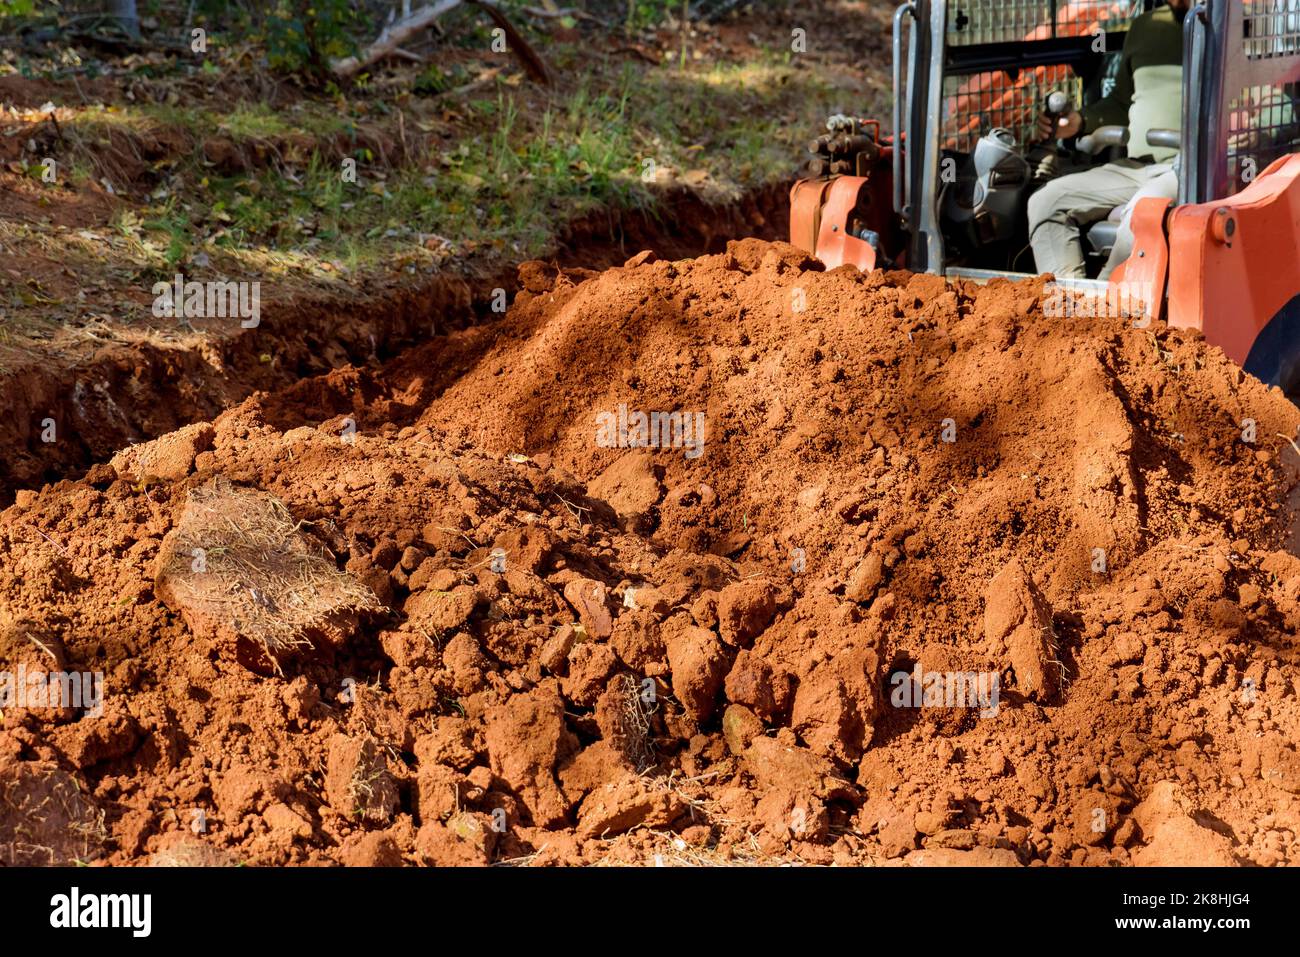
1075,127,1182,265
1087,217,1122,259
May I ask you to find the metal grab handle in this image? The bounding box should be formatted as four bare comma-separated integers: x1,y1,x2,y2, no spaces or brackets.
1146,128,1182,151
893,1,917,215
1179,2,1209,206
1078,125,1130,155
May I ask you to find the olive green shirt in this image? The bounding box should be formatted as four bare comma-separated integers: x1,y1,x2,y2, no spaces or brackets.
1082,5,1186,162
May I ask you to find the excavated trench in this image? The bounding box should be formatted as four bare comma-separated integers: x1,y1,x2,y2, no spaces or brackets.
0,183,790,504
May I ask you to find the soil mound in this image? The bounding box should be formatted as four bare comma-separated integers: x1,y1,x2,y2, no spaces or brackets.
2,241,1299,867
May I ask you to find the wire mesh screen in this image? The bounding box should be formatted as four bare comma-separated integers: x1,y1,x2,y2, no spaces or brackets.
943,67,1083,151
946,0,1145,46
947,0,1052,44
1226,82,1300,193
1243,0,1300,60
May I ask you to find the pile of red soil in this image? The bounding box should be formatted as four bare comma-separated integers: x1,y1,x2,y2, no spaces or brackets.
2,240,1299,866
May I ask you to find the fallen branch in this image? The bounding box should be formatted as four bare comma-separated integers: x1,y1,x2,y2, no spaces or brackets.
333,0,549,86
433,66,504,100
387,47,427,63
470,1,550,84
332,0,465,77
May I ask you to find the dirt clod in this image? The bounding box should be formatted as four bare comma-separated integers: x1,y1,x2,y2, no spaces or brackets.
155,479,380,673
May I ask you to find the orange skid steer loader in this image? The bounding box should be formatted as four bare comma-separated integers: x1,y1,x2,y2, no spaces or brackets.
790,0,1300,393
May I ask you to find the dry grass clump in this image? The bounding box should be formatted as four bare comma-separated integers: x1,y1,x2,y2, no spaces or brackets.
593,831,806,868
0,760,106,866
156,477,380,664
611,672,656,772
148,839,239,867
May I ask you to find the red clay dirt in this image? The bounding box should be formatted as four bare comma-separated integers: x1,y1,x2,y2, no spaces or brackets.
0,182,786,505
2,240,1300,866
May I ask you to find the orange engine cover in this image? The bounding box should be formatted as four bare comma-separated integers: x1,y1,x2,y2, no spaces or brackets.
789,150,899,273
789,176,878,272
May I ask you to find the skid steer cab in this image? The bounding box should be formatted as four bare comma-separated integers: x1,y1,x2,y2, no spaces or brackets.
790,0,1300,394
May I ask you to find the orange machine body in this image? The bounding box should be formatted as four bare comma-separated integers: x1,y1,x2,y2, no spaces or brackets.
1092,153,1300,382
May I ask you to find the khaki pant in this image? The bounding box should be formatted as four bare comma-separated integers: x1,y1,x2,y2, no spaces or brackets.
1028,160,1178,280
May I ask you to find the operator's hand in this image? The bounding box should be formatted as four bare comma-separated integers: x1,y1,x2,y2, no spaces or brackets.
1036,109,1083,142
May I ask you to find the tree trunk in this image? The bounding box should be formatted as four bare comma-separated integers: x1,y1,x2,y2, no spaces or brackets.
110,0,141,40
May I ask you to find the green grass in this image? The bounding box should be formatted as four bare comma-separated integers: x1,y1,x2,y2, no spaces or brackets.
50,44,844,275
60,100,348,150
219,101,351,140
191,71,658,262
